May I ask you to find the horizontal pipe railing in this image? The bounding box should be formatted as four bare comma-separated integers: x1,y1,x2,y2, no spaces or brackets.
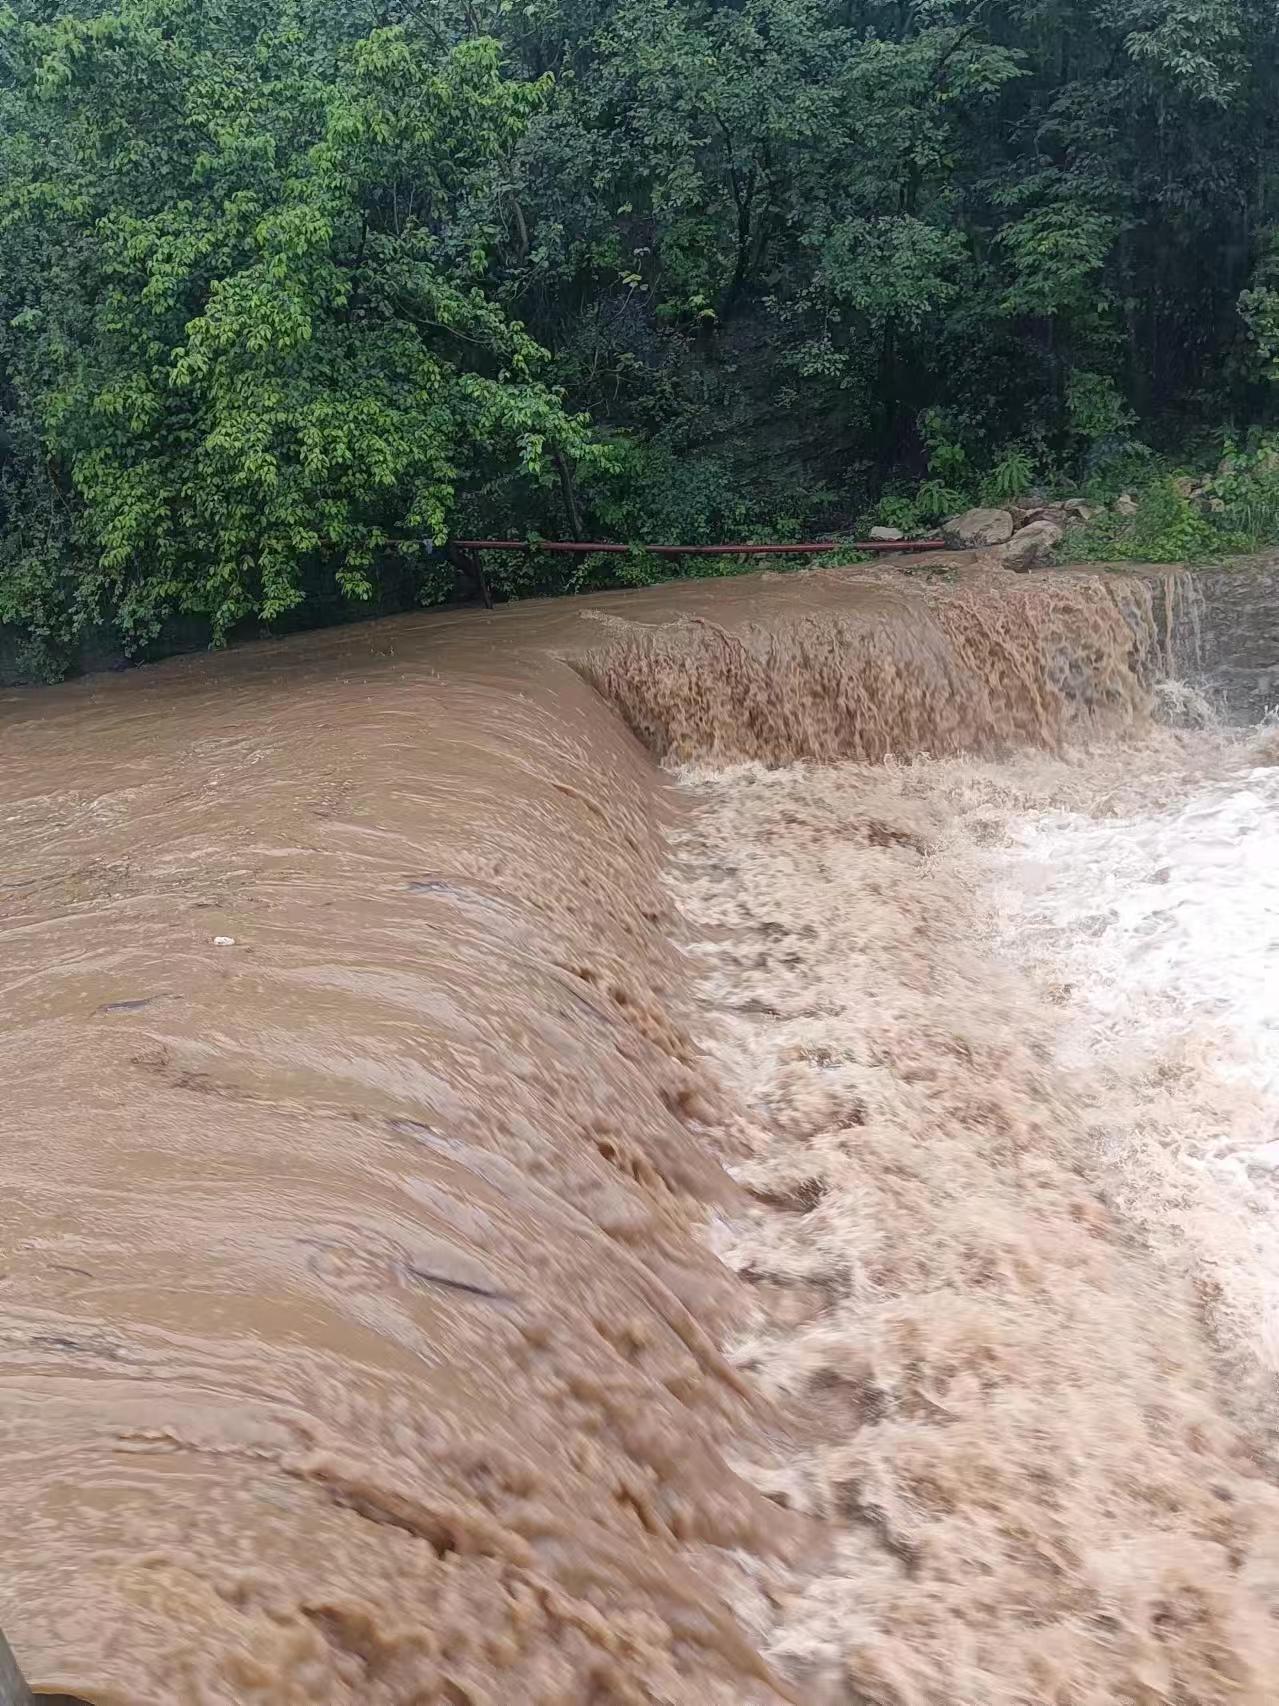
451,538,947,557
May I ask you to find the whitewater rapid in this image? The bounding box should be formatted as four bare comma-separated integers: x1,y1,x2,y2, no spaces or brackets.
6,559,1276,1705
996,756,1279,1124
985,737,1279,1384
673,725,1279,1703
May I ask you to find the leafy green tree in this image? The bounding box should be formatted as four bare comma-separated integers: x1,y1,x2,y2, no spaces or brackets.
8,0,1279,672
0,0,599,656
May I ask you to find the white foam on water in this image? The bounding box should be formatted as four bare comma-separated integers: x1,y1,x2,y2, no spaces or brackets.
983,744,1279,1381
995,762,1279,1106
674,735,1279,1702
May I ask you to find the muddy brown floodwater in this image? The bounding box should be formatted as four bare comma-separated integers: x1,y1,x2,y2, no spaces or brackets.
2,562,1278,1704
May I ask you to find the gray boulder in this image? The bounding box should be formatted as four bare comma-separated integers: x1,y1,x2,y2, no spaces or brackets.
1011,503,1045,527
941,506,1015,548
1114,492,1139,517
868,525,905,542
1019,503,1064,526
1012,487,1050,517
1002,518,1063,572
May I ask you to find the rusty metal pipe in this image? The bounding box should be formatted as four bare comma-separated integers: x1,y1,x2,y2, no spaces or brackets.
451,538,946,557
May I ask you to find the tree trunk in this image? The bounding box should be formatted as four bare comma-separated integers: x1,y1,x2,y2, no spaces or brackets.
553,450,585,540
445,542,494,609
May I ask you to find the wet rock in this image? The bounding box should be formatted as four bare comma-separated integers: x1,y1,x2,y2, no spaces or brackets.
1002,518,1063,573
1010,489,1051,524
1010,505,1037,527
1191,559,1279,721
941,507,1014,548
868,526,904,542
0,1626,33,1706
1019,503,1062,527
1023,503,1066,525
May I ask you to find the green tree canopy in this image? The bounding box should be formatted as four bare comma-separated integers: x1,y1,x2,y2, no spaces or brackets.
5,0,1279,671
0,0,599,658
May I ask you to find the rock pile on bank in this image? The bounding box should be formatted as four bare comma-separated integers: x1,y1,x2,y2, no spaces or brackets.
938,491,1157,571
940,501,1097,570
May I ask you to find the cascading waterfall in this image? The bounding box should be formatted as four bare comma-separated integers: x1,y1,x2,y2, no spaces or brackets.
2,559,1275,1704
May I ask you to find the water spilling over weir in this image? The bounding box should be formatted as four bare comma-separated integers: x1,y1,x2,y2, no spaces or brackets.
2,561,1277,1704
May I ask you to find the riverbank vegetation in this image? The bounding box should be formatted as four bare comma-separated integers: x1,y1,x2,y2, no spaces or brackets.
4,0,1279,674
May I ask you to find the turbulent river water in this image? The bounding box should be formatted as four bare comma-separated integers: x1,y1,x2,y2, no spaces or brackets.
2,563,1277,1704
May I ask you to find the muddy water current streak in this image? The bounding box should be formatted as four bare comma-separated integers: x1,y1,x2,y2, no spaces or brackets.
1,562,1275,1703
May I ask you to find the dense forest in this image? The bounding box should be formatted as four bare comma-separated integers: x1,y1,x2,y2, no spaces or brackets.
3,0,1279,673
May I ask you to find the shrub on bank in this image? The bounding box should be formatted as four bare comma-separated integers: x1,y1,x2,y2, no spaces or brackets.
1059,443,1279,563
869,430,1279,566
